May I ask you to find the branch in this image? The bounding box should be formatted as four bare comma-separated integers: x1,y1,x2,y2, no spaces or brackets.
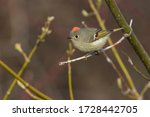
66,43,75,100
126,54,150,81
88,0,140,99
105,0,150,74
0,60,52,100
3,16,54,99
59,54,92,65
140,81,150,97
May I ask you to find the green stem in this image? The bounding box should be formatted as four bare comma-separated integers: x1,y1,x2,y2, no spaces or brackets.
140,81,150,97
3,16,54,99
68,57,74,100
66,43,75,100
0,60,52,100
3,37,40,99
105,0,150,74
88,0,140,98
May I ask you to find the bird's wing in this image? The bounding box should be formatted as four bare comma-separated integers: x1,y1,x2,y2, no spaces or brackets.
89,29,112,42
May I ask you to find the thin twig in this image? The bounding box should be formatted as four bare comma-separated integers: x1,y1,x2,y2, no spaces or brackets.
140,81,150,97
17,81,43,100
3,16,54,99
0,60,52,100
103,52,132,97
68,57,74,100
124,53,150,81
59,54,92,65
66,43,75,100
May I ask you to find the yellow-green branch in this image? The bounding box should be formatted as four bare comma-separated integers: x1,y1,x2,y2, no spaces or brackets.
3,16,54,99
66,43,75,100
105,0,150,74
0,60,52,100
88,0,140,99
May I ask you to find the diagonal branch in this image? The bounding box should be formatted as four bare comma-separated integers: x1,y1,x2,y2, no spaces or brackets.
88,0,140,99
3,16,54,99
0,60,52,100
105,0,150,74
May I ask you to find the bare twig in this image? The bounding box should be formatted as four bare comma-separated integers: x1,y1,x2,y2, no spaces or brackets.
141,81,150,97
59,54,92,65
2,16,54,99
124,53,150,81
103,52,133,98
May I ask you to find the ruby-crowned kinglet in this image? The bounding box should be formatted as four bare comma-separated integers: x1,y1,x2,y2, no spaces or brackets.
68,27,123,53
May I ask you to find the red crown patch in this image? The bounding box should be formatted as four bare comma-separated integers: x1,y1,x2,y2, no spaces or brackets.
71,27,80,32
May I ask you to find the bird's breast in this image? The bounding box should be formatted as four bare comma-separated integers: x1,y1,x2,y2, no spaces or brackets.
71,34,110,52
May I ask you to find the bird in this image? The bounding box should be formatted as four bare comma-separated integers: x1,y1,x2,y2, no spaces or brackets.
68,26,123,53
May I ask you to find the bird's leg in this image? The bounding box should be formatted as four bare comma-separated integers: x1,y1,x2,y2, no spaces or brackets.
84,51,98,60
94,51,100,55
88,51,100,57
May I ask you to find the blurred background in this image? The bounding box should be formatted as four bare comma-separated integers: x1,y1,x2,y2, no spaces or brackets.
0,0,150,99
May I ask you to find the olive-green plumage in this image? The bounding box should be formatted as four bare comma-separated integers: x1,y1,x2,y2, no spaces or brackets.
69,27,122,53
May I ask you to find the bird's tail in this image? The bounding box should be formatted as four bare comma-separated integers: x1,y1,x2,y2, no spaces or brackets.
95,27,123,40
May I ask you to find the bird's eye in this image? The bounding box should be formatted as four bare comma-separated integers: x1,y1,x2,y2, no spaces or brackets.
93,33,98,40
94,33,98,38
75,35,79,38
